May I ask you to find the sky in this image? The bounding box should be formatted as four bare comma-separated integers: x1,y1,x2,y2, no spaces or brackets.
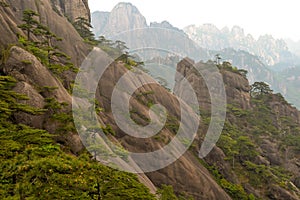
88,0,300,41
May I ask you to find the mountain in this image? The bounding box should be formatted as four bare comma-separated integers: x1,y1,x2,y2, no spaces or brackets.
184,24,298,67
50,0,90,22
0,0,90,67
91,2,208,61
91,2,300,109
91,11,110,36
175,59,300,199
0,0,162,199
286,39,300,57
1,0,300,199
102,2,147,36
0,1,231,199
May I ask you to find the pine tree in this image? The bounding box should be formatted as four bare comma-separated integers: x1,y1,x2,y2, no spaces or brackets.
250,82,273,97
73,17,95,42
18,10,40,41
35,24,64,65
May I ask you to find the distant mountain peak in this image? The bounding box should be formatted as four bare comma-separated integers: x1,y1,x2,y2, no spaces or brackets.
115,2,134,7
184,24,292,66
99,1,147,35
112,2,144,17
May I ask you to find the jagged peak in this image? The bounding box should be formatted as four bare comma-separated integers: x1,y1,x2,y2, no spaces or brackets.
113,2,139,12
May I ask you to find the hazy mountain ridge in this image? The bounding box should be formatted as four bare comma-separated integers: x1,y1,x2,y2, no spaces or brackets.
184,24,297,66
286,39,300,57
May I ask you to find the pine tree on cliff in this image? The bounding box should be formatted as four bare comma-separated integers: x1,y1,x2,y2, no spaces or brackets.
250,82,273,97
35,24,65,65
73,17,95,42
18,10,40,41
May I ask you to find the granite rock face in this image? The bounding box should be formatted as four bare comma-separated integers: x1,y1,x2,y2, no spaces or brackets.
51,0,90,22
3,46,83,153
0,0,90,67
174,58,251,110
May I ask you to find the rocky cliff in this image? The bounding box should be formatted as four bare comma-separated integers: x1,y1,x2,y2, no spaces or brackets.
50,0,90,22
175,58,251,110
91,56,232,199
1,0,300,199
0,0,90,67
175,58,300,199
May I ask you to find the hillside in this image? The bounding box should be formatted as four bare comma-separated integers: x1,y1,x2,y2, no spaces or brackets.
0,0,157,199
1,0,300,199
175,59,300,199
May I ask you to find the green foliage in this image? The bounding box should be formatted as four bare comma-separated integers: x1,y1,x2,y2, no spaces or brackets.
212,91,300,199
21,60,32,65
283,135,300,152
18,9,40,41
18,35,48,65
18,10,78,75
0,75,155,199
250,82,273,98
73,17,97,44
96,36,142,70
165,115,180,134
218,61,241,74
101,124,116,136
156,185,179,200
217,121,258,163
0,126,155,199
0,76,44,122
243,161,291,187
44,98,76,134
199,160,255,200
227,104,250,117
238,69,248,78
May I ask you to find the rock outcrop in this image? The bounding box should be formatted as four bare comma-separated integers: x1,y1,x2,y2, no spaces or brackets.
3,46,84,153
174,58,251,110
174,57,300,199
0,0,90,67
50,0,90,22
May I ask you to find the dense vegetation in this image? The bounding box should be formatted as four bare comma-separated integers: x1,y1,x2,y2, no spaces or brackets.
1,5,299,199
0,73,157,199
202,79,300,199
0,8,184,200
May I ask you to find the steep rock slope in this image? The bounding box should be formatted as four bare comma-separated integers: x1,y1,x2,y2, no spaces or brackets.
85,51,232,199
50,0,90,22
0,0,90,66
174,58,300,199
3,45,83,153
